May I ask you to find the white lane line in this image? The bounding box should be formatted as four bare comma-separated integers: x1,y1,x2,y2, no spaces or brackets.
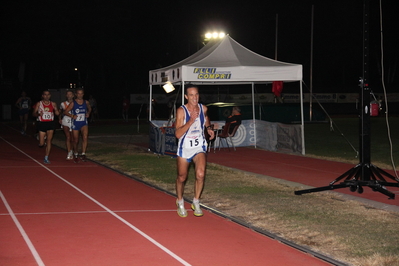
1,136,191,266
0,165,98,168
1,191,45,266
0,209,177,216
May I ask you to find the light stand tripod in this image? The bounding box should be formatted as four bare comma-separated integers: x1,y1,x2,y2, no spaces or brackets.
295,0,399,199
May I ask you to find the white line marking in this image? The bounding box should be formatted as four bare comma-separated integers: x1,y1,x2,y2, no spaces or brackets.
0,165,98,169
0,209,177,216
0,191,45,266
1,136,191,266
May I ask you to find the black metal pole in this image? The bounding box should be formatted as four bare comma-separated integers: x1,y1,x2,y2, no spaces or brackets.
295,0,399,199
360,0,371,181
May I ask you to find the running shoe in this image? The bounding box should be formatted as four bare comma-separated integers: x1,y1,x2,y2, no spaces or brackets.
73,155,80,163
80,154,87,162
191,201,203,217
66,151,73,160
176,200,187,218
43,158,50,164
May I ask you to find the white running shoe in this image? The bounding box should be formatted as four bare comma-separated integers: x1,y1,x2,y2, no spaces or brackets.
191,200,203,217
176,200,187,218
66,151,73,160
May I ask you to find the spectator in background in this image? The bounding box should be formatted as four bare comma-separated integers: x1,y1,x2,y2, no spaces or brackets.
89,95,98,122
225,106,242,134
15,91,32,135
122,95,130,122
146,98,157,120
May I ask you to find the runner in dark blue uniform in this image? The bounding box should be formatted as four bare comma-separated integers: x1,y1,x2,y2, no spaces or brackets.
63,88,91,163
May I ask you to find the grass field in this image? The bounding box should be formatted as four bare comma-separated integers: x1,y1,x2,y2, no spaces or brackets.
304,117,399,168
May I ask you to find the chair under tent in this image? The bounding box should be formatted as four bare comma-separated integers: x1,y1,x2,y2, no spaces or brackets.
207,122,240,152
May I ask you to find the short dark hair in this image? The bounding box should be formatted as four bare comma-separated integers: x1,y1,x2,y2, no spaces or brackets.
184,84,198,95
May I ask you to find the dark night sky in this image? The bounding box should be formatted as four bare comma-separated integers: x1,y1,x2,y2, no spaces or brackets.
1,0,398,112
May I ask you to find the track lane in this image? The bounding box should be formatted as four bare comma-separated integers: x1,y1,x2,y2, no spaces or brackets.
1,124,332,265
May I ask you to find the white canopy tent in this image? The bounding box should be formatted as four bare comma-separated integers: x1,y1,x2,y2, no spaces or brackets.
148,35,304,154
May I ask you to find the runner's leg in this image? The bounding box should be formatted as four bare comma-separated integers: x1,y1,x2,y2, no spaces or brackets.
176,157,190,201
63,126,72,153
80,125,89,154
45,130,54,157
72,130,80,154
192,152,207,200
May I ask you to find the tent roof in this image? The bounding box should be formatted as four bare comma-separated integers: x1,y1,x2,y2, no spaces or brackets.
149,35,302,85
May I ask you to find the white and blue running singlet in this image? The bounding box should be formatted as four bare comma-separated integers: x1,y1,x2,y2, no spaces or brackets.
177,104,207,159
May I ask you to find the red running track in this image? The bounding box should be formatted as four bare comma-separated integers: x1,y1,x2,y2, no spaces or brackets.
0,123,331,266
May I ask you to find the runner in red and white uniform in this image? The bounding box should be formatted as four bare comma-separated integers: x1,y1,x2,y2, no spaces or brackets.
59,90,75,160
32,90,60,164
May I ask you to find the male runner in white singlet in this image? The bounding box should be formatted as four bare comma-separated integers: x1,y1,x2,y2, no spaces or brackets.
59,90,75,160
174,84,214,217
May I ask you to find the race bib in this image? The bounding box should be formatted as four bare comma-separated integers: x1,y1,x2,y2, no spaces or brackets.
22,103,29,108
42,111,52,120
76,113,85,121
184,137,200,149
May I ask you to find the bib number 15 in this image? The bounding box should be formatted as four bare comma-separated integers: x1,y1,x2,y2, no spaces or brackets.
187,139,199,148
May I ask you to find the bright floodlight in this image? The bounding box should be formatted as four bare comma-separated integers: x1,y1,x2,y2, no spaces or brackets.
205,33,212,39
163,81,175,93
204,31,226,42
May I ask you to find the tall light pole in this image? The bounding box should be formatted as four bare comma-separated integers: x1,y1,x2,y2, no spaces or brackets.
275,14,278,60
310,5,314,121
75,67,81,87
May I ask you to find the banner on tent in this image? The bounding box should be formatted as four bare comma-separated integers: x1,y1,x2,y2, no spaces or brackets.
163,126,177,156
193,68,232,80
149,122,164,154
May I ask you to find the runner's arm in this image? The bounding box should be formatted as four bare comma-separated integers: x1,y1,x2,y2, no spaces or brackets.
175,107,195,139
52,102,60,116
32,102,40,117
203,105,214,140
58,104,63,124
15,98,21,109
64,102,76,119
86,100,92,118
